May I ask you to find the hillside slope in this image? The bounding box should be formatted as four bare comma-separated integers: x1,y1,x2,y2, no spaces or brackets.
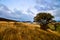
0,21,60,40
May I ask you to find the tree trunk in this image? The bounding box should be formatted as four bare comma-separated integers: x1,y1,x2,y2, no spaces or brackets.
54,25,57,31
40,24,49,31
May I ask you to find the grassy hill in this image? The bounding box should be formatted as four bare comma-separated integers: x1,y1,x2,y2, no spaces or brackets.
0,21,60,40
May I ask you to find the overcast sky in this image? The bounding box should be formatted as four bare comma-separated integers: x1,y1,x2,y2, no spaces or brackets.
0,0,60,21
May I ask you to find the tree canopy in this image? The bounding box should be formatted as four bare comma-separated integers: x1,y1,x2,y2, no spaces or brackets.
34,12,54,30
34,12,54,24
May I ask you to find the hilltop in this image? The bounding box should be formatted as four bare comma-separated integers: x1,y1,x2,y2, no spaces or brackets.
0,21,60,40
0,17,18,22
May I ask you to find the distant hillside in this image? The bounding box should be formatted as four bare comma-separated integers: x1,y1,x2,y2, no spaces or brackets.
0,22,60,40
0,17,18,22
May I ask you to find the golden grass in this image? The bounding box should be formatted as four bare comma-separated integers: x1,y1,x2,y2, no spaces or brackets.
0,21,60,40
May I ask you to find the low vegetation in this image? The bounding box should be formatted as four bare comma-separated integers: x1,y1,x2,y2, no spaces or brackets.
0,21,60,40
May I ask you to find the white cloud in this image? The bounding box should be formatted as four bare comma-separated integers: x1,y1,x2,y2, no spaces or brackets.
0,3,34,21
34,0,60,11
0,0,60,21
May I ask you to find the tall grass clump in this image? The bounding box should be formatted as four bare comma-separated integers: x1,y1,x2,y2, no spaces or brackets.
1,28,21,40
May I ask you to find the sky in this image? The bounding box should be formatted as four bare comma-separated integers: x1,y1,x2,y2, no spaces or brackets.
0,0,60,21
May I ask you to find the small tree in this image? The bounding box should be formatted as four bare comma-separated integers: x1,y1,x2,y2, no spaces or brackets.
53,23,59,31
34,12,54,30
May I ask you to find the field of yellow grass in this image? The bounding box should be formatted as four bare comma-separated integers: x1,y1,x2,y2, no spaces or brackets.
0,21,60,40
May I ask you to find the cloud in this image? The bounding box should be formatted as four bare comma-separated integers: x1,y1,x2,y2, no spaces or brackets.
13,9,34,21
53,8,60,17
52,8,60,21
0,0,60,21
32,0,60,21
0,3,33,21
0,4,13,18
34,0,60,11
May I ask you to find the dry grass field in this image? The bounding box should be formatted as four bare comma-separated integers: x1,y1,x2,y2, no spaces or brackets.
0,21,60,40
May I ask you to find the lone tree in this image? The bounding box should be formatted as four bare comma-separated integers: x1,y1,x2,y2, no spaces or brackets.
34,12,54,30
